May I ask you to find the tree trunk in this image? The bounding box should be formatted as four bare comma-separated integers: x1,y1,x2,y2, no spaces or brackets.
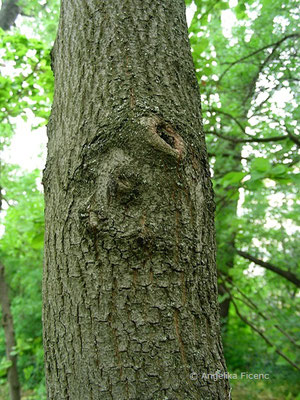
43,1,230,399
0,261,21,400
219,282,231,324
214,139,242,332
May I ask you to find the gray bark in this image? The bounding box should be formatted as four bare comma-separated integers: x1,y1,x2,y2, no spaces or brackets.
0,0,19,30
0,261,21,400
43,1,230,399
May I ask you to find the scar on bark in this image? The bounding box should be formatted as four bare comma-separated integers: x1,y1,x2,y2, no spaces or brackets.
156,123,176,148
140,116,186,159
107,168,141,205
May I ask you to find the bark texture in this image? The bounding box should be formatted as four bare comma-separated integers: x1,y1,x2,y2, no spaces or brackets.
43,1,230,399
0,0,19,30
0,261,21,400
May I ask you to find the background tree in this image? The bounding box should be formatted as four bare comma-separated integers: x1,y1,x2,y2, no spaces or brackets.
0,167,46,398
0,258,20,400
188,0,300,385
0,3,54,397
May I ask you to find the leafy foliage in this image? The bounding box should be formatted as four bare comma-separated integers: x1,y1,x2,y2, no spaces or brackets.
0,167,45,397
188,0,300,396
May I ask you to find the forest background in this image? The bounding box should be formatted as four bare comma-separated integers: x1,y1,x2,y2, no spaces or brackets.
0,0,299,398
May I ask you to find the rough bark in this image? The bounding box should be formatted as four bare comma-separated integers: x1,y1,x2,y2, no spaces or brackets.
0,261,21,400
43,1,230,399
0,0,19,30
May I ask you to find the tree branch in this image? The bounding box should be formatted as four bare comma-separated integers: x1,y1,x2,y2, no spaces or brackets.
285,124,300,147
197,0,221,22
219,277,300,371
205,107,246,135
220,272,299,348
205,130,289,143
0,0,20,30
230,294,300,371
288,155,300,167
208,152,249,161
243,40,282,106
237,250,300,288
219,33,300,83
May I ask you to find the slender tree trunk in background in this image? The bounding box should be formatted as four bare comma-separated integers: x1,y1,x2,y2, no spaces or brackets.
214,141,242,332
219,282,231,322
0,262,21,400
43,1,230,399
0,0,19,30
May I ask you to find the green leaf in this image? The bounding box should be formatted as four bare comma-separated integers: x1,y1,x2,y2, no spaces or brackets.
0,358,12,377
217,1,230,10
244,178,264,190
251,158,271,172
220,171,247,186
193,38,209,54
219,293,230,303
31,232,44,249
271,165,287,176
289,173,300,185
